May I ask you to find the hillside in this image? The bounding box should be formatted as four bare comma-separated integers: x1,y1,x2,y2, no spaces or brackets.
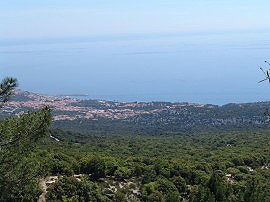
2,89,269,135
2,90,270,201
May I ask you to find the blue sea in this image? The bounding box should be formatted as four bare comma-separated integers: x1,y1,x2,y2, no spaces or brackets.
1,31,270,105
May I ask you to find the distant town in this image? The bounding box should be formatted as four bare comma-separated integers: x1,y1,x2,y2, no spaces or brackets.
3,89,208,121
1,89,268,134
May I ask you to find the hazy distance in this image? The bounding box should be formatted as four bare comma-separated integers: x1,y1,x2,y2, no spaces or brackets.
1,0,270,105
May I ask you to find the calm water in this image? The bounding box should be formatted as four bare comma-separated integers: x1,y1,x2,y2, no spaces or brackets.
1,31,270,105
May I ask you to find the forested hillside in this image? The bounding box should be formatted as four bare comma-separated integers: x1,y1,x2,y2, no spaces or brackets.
35,130,270,201
1,89,270,201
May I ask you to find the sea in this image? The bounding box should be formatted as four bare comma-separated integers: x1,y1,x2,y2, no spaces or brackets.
1,31,270,105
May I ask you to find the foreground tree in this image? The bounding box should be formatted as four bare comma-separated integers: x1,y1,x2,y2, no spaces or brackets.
0,77,18,104
0,77,52,201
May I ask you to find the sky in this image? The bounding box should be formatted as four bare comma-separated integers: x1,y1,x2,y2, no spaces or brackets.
1,0,270,38
1,1,270,105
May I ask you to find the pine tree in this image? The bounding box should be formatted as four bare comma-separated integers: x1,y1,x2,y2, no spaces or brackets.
0,77,52,201
0,77,18,104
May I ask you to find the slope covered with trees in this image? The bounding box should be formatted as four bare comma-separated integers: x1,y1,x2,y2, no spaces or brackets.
33,129,270,201
1,80,270,201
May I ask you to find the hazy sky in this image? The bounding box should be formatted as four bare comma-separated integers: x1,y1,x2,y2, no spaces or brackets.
1,1,270,104
1,0,270,38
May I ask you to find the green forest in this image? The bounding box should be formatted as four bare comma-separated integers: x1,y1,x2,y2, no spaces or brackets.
2,125,270,201
37,130,270,201
1,78,270,202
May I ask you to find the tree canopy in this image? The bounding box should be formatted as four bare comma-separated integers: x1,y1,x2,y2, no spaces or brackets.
0,77,52,201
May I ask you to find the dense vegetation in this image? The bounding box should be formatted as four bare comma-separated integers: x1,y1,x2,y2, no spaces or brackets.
0,77,52,201
34,129,270,201
0,107,52,201
53,100,269,135
1,81,270,201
